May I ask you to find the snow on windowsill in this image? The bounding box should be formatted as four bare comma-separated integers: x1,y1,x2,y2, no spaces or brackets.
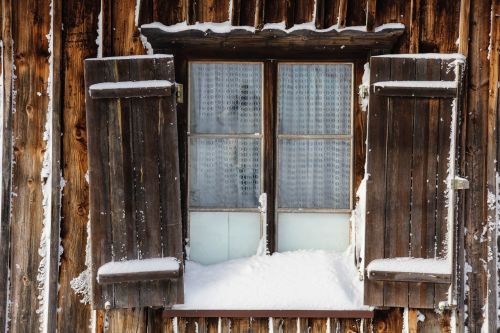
174,249,369,311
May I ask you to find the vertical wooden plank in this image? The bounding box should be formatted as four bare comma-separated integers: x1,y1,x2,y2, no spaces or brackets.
285,0,295,29
254,0,264,28
231,0,242,25
294,0,315,24
434,58,455,306
156,0,187,25
315,0,326,28
366,0,377,32
156,56,184,304
107,0,146,56
309,318,327,332
364,56,391,307
196,0,230,23
346,0,368,26
106,308,147,333
337,0,347,28
85,60,116,309
354,60,367,199
409,0,420,53
57,0,100,330
264,1,286,23
419,0,461,53
374,0,411,53
323,0,340,28
206,318,219,333
458,0,471,55
8,0,52,331
0,0,13,330
408,58,441,309
383,57,415,308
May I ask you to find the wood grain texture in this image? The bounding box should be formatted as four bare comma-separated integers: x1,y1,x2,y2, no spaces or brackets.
419,0,461,53
0,0,14,331
57,0,100,330
9,0,51,331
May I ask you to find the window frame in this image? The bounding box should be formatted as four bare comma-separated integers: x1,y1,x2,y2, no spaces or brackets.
182,58,359,258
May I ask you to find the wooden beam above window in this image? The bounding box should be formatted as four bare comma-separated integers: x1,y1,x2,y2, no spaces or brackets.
140,23,405,54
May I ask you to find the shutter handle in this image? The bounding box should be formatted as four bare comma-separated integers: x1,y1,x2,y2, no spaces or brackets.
450,176,469,190
175,83,184,104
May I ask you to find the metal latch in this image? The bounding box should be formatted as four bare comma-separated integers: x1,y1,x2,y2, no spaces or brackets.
450,176,469,190
175,83,183,104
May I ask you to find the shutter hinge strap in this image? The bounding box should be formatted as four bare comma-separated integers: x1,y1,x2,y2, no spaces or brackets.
175,83,184,104
450,176,469,190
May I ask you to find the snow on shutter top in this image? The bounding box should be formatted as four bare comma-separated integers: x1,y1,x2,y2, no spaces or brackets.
363,54,465,309
84,55,183,309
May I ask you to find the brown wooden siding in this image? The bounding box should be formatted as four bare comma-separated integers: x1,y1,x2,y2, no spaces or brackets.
0,0,497,332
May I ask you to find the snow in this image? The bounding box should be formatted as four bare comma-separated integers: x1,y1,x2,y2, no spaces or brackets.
70,220,92,304
174,249,369,310
97,257,180,279
374,53,466,60
141,21,404,34
89,80,172,95
96,7,103,58
367,258,450,275
373,80,458,89
86,54,172,61
359,62,369,112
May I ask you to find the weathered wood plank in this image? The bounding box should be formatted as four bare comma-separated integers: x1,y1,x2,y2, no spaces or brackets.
156,0,187,25
294,0,315,24
0,0,13,330
264,1,286,23
337,0,347,28
89,81,173,99
383,57,415,307
346,0,368,26
364,56,391,307
408,58,441,308
419,0,461,53
9,0,52,331
366,0,377,32
323,0,341,28
57,0,100,330
372,81,457,98
368,270,451,283
195,0,230,23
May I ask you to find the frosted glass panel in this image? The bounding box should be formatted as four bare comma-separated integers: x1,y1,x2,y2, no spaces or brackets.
278,139,350,208
277,213,350,252
278,64,352,135
190,63,262,134
190,138,261,208
189,212,261,264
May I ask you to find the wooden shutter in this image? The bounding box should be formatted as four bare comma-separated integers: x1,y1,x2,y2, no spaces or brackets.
84,55,183,309
364,54,466,309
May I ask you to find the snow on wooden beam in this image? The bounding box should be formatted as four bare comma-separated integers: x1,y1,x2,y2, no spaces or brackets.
140,22,405,53
89,80,174,99
97,257,181,284
366,258,451,284
372,80,458,97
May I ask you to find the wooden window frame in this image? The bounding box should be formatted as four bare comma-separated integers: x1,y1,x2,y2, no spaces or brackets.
185,59,356,256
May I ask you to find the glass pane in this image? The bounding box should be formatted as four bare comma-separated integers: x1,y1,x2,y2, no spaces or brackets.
189,212,261,265
189,138,261,208
190,63,262,134
278,64,352,135
277,213,350,252
278,139,350,209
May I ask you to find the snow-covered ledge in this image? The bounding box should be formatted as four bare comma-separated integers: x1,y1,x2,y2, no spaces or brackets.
140,21,405,53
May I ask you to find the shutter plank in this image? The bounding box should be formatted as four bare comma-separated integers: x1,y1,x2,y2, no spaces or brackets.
434,58,456,306
408,58,441,308
364,56,391,306
383,57,415,307
85,61,115,308
156,57,184,304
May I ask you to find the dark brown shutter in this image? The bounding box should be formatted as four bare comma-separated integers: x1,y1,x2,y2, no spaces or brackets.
84,55,183,309
363,54,466,309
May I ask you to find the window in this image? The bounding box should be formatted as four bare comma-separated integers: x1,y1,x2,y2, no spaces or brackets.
188,61,353,265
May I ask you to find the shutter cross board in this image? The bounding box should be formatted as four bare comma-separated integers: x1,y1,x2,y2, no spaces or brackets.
364,54,465,309
84,54,184,309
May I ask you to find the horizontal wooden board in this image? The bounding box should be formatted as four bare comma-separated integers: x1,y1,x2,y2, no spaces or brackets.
372,80,457,97
368,271,452,284
163,310,375,319
89,80,174,99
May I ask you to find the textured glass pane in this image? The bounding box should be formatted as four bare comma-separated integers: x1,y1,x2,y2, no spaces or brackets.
278,139,350,208
190,138,261,208
278,64,352,135
277,213,350,252
189,212,261,265
190,63,262,134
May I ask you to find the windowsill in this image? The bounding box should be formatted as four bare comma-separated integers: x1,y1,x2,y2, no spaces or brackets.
170,249,370,314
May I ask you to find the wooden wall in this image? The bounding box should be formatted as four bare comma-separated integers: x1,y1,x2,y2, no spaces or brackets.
0,0,497,332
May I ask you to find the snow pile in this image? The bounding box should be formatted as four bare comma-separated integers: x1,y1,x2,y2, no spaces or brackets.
174,249,368,310
70,220,92,305
359,62,369,112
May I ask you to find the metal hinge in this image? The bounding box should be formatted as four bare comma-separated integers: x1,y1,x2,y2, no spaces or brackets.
450,176,469,190
175,83,183,104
